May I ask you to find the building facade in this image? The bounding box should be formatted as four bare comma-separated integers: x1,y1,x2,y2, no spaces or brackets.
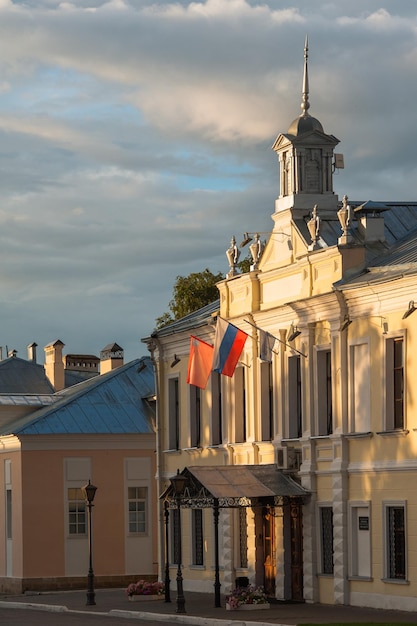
0,343,157,593
145,43,417,611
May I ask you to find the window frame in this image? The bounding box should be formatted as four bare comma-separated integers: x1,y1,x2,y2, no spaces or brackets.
288,354,302,439
168,376,180,450
170,508,180,565
318,504,334,575
67,487,87,537
127,486,148,535
384,331,406,431
260,360,273,441
210,371,222,446
383,501,407,582
191,508,204,566
234,366,246,443
190,385,201,448
315,346,332,436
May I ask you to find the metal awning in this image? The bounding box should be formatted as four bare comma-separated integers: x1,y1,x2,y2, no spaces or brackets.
162,464,310,508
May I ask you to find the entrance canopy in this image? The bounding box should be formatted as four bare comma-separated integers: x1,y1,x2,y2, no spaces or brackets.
162,464,309,508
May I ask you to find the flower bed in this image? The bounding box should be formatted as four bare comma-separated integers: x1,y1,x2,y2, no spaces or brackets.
126,580,165,600
225,584,270,610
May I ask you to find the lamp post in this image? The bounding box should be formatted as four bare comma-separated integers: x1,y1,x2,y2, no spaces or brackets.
169,470,188,614
82,480,97,606
164,500,171,603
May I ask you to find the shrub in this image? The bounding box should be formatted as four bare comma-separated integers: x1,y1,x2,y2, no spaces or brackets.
126,580,165,597
226,584,268,609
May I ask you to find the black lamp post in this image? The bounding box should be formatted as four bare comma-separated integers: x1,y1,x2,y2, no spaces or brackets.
169,469,188,614
164,500,171,603
82,480,97,606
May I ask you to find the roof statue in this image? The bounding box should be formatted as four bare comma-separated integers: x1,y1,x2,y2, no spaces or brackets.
307,204,320,250
226,235,240,278
249,233,265,271
337,194,353,245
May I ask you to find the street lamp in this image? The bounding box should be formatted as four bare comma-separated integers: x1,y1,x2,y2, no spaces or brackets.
82,479,97,606
169,470,188,614
164,500,171,603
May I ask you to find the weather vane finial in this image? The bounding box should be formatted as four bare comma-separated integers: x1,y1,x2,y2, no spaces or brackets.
301,34,310,117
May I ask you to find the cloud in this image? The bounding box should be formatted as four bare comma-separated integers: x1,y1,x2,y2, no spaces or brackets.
0,0,416,361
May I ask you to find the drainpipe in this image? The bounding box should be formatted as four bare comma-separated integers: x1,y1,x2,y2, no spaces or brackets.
147,336,165,583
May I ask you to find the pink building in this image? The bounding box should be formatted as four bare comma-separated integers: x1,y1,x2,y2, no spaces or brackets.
0,342,157,593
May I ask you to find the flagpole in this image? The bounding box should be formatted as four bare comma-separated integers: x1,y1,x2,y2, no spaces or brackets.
243,318,307,358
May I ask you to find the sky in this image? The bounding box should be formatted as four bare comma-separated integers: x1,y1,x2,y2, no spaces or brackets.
1,0,417,364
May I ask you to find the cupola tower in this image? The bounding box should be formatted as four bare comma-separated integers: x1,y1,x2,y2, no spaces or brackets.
272,37,340,213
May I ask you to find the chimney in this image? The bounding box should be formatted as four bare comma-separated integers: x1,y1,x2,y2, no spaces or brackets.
27,342,38,363
354,201,387,243
44,340,65,391
100,342,124,374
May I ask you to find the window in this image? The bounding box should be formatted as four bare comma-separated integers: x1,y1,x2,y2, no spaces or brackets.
234,367,246,443
239,507,248,568
128,486,147,534
385,336,405,430
260,361,273,440
319,506,334,574
192,509,204,566
6,489,12,540
211,372,222,445
68,488,86,535
171,508,180,565
168,377,180,450
190,386,201,448
385,504,406,580
317,349,332,435
288,355,302,438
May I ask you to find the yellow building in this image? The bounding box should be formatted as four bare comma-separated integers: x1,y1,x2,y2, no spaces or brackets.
145,43,417,611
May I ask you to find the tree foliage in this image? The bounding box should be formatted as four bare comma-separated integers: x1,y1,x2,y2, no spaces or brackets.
155,268,224,329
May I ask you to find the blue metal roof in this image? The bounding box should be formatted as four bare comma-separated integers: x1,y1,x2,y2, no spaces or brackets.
0,357,54,394
145,299,220,339
1,357,155,436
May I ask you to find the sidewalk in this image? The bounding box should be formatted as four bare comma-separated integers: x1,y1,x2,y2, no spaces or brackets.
1,588,417,625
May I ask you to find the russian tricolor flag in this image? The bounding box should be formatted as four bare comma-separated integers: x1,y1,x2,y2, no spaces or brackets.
213,318,248,377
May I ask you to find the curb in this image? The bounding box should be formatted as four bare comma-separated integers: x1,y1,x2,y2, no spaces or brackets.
0,600,293,626
0,600,69,613
110,609,291,626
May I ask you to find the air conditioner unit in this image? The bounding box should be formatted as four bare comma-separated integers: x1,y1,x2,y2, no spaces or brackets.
287,447,302,471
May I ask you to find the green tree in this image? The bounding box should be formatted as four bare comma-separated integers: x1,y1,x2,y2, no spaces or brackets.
155,268,224,329
237,252,251,274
